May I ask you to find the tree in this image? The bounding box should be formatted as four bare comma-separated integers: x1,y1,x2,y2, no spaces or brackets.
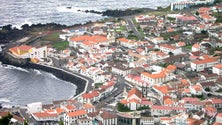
59,119,64,125
168,52,174,56
0,113,13,125
195,11,199,16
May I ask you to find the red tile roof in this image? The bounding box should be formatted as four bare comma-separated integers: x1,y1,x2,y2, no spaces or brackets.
100,111,117,119
67,110,87,117
127,88,142,98
9,45,33,55
82,91,100,99
33,112,58,118
192,58,217,65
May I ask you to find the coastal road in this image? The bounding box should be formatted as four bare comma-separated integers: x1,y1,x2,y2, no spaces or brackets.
126,19,143,40
50,57,94,92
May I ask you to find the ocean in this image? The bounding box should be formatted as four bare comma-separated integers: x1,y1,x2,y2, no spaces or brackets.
0,0,182,28
0,64,76,107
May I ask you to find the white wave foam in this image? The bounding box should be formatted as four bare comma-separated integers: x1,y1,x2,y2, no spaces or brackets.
0,98,11,103
1,64,29,73
33,69,42,75
44,72,60,80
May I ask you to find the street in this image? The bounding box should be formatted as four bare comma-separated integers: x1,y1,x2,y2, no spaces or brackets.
126,19,143,40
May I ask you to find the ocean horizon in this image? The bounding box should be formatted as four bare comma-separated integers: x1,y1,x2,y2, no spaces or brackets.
0,0,182,29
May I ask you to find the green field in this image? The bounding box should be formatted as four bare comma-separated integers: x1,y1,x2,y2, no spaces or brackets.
52,41,69,51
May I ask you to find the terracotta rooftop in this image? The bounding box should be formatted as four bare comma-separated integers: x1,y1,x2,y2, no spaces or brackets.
67,110,87,117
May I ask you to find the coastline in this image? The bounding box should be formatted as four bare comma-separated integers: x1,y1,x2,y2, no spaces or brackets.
0,53,94,101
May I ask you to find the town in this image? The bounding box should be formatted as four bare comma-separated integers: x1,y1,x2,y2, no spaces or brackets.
1,0,222,125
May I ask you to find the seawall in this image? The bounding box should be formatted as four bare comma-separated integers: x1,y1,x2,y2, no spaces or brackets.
25,63,86,97
0,52,91,98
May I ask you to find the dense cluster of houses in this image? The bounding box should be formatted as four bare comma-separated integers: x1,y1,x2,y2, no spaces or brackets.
4,2,222,125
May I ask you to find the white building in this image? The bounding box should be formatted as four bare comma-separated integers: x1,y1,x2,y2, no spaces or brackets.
190,58,218,72
97,111,118,125
213,64,222,75
9,45,47,59
151,105,185,116
171,1,194,11
118,38,138,48
27,102,42,113
159,44,182,55
64,110,87,125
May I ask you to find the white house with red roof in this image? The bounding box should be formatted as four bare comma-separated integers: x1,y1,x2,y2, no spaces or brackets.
32,110,60,122
150,37,164,44
192,43,201,52
189,85,203,95
117,38,138,48
69,35,109,50
141,65,176,85
135,15,155,23
96,111,118,125
120,87,153,110
9,45,47,59
191,58,218,71
180,97,205,111
79,90,100,104
64,109,88,125
213,64,222,75
151,105,185,116
207,98,222,109
158,44,182,55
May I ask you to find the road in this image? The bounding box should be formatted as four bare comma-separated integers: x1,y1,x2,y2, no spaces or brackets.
95,75,128,109
20,108,38,125
126,19,143,40
50,57,94,92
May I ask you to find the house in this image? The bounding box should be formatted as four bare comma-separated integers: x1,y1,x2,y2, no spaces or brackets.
141,71,166,85
189,85,203,95
135,15,155,23
32,110,59,122
140,117,154,125
171,1,194,10
176,41,186,47
216,113,222,124
112,64,131,77
120,87,152,110
159,44,182,55
151,105,185,116
117,38,137,48
208,98,222,109
0,112,25,125
9,45,47,59
190,58,218,72
192,43,201,52
149,51,170,61
150,37,164,44
96,111,117,125
76,118,93,125
69,35,109,49
198,81,217,91
213,64,222,75
141,65,176,84
176,15,198,24
181,97,205,111
64,109,87,125
79,91,100,103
